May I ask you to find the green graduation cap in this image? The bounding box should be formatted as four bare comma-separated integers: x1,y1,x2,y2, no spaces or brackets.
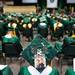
21,34,57,66
5,27,14,35
10,13,16,17
0,14,7,20
17,14,24,19
7,17,13,22
39,15,47,23
38,22,47,28
63,37,75,44
7,27,14,31
23,17,30,24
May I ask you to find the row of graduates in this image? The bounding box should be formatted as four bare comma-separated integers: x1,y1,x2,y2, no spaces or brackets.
0,11,75,41
0,64,75,75
1,18,75,75
1,32,61,75
0,9,75,75
17,32,75,75
1,30,75,75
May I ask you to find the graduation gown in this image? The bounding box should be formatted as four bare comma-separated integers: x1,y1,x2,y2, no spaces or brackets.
63,37,75,56
2,36,23,56
65,67,75,75
0,65,13,75
18,65,59,75
2,36,20,44
63,37,75,45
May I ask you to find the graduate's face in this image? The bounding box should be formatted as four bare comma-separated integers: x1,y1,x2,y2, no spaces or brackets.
36,54,45,69
37,55,44,64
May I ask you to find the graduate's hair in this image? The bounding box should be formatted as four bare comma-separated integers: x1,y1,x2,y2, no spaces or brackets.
47,59,51,66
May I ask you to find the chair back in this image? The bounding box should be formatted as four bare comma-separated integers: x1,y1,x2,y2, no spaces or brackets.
2,42,23,57
63,42,75,57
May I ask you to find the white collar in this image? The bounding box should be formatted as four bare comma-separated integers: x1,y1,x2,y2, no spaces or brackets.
41,65,52,75
28,66,40,75
5,34,12,38
0,65,7,70
28,65,52,75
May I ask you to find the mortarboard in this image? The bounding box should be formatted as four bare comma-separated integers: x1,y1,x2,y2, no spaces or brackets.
21,34,57,66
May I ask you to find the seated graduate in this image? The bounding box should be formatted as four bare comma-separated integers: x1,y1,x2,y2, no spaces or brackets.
63,30,75,46
19,35,59,75
19,49,59,75
53,18,63,40
2,27,20,43
2,28,23,56
37,22,48,38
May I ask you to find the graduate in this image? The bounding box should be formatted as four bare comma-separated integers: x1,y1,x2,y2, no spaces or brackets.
18,35,59,75
2,28,23,57
2,28,19,43
53,18,63,40
37,22,48,38
63,30,75,46
30,13,38,28
7,18,20,39
62,31,75,57
22,16,33,41
37,15,48,38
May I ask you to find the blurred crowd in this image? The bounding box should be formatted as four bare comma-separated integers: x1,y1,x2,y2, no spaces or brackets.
0,9,75,42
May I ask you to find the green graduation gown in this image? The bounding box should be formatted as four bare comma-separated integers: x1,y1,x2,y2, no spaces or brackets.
0,65,13,75
18,66,59,75
2,36,20,44
65,67,75,75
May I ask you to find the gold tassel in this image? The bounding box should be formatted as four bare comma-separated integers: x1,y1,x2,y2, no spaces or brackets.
13,28,16,36
71,31,75,38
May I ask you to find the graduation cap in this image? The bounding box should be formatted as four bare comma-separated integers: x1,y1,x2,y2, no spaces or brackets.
17,14,24,19
23,17,30,24
7,17,13,22
39,16,47,22
21,34,57,66
63,37,75,44
11,13,17,17
38,23,47,29
7,27,14,31
0,15,6,20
